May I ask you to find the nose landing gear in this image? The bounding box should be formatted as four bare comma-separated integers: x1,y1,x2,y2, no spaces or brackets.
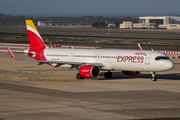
151,71,157,81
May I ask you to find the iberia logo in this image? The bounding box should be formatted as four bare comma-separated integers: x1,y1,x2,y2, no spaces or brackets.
82,69,90,72
135,52,146,55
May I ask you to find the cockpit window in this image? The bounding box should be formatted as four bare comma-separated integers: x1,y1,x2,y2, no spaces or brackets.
155,56,169,60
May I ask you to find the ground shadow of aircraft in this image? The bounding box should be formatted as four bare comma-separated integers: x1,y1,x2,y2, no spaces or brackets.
97,72,180,81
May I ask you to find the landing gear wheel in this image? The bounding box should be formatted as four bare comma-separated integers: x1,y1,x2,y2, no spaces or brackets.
152,77,157,81
151,71,157,81
104,71,113,79
76,73,85,79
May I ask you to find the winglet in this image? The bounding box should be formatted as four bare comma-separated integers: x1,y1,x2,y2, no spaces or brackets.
138,43,142,50
7,47,15,58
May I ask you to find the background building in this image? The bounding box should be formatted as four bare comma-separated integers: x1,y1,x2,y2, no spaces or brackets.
139,16,180,29
38,21,92,27
120,16,180,29
120,21,132,29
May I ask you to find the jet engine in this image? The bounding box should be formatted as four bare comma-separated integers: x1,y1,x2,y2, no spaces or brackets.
122,71,141,76
79,65,100,78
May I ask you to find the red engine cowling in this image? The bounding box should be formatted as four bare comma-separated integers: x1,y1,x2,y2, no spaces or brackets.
79,65,100,78
122,71,141,76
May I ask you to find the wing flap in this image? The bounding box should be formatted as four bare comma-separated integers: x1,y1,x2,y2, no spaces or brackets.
7,47,104,67
14,58,104,67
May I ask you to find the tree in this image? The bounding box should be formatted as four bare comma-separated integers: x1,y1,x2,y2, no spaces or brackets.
92,22,107,28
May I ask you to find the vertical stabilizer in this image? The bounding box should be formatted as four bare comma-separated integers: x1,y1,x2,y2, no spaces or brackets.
26,20,46,50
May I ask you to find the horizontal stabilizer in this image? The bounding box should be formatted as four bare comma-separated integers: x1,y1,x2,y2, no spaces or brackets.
7,47,15,59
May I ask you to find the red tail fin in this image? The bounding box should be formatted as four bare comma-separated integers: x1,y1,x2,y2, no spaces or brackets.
26,20,46,50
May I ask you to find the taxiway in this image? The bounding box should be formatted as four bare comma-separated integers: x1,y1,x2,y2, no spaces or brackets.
0,52,180,120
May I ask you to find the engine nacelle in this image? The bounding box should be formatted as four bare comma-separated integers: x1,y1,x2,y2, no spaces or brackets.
79,65,100,78
122,71,141,76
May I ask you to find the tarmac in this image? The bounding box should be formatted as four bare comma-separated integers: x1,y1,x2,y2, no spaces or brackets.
0,52,180,120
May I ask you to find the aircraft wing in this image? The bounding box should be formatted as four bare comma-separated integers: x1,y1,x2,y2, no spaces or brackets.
7,47,104,67
23,59,104,67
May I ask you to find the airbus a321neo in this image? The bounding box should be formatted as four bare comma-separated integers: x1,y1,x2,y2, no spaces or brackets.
8,20,174,81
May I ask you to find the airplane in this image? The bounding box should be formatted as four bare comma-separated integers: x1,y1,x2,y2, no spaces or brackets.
7,20,174,81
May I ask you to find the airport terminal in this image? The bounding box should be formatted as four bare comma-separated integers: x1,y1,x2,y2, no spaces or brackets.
121,16,180,29
38,16,180,29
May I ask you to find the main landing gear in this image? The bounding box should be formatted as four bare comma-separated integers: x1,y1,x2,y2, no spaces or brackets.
76,73,85,79
104,70,113,79
151,71,157,81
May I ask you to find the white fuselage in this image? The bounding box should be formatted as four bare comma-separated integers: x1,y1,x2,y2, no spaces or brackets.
43,48,174,72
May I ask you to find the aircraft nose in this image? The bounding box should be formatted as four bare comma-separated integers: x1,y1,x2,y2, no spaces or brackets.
166,60,174,70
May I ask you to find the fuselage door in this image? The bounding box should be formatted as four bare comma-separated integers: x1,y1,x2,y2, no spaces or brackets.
40,50,44,60
69,52,74,61
145,53,151,65
95,53,101,61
